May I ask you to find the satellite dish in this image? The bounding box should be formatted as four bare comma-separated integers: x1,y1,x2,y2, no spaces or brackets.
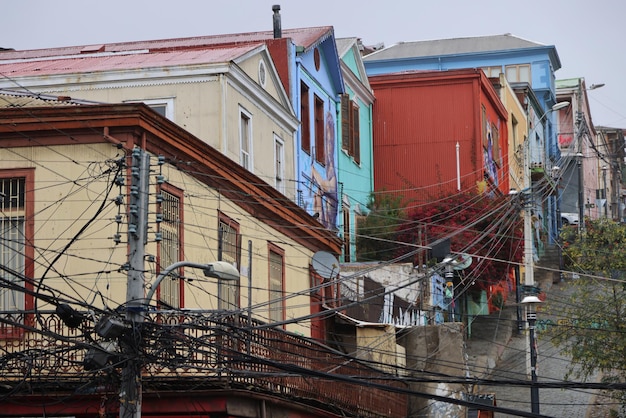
451,253,472,270
311,251,340,279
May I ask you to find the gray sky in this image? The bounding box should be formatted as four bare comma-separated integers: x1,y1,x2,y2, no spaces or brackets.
3,0,624,127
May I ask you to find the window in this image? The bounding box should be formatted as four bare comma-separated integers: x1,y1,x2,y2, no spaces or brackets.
314,95,325,165
0,176,27,316
240,107,252,171
481,66,502,77
505,64,531,83
342,204,351,262
301,82,310,154
491,123,501,167
340,94,360,164
125,98,174,120
268,244,285,324
218,214,241,310
274,134,285,194
158,187,183,309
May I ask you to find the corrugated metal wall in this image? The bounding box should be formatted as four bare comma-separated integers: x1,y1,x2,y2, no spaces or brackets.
371,77,481,204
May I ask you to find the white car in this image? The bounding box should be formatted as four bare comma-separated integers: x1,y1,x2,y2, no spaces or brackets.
561,213,579,226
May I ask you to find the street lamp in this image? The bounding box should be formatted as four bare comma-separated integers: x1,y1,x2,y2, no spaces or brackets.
521,294,543,414
145,260,240,304
119,260,240,418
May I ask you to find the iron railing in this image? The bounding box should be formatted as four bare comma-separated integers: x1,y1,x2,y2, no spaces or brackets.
0,310,407,417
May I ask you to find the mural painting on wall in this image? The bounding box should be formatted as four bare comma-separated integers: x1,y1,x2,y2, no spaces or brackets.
307,108,338,230
483,121,499,186
558,133,574,150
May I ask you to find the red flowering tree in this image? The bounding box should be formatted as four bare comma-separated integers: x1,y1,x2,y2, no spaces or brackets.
394,191,523,290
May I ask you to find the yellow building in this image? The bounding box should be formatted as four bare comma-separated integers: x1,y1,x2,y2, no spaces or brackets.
0,102,408,417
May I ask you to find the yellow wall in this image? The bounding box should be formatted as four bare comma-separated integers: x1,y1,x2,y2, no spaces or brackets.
0,143,314,336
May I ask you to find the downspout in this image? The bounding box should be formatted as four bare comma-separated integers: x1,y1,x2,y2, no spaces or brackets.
220,74,227,153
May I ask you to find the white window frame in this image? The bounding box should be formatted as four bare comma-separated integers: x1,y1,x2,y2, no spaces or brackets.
124,97,175,120
239,106,253,171
274,134,285,194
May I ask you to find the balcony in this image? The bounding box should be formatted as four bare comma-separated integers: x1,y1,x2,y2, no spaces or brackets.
0,310,407,418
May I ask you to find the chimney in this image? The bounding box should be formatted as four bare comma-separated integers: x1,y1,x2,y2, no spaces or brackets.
272,5,282,38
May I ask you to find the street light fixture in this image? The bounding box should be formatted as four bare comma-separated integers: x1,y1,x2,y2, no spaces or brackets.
521,294,543,414
145,260,240,305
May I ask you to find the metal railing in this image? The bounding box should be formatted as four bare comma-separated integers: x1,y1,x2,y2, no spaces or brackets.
0,310,407,417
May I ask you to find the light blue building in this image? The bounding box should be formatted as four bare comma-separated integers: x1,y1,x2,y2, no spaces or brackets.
335,38,375,261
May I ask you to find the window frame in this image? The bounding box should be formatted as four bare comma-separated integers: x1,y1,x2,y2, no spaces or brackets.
268,243,285,326
274,134,285,194
239,106,253,171
341,94,361,165
0,168,35,338
218,212,241,310
124,97,175,120
156,183,184,309
300,82,311,154
314,94,325,165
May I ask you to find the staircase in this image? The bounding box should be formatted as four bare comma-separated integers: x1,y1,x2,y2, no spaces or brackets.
534,245,561,291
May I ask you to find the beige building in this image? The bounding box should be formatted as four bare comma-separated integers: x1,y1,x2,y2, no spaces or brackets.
0,99,411,418
0,101,337,337
0,41,299,201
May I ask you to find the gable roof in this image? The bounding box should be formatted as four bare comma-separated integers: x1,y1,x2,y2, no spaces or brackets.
0,27,335,61
0,44,264,78
364,33,561,70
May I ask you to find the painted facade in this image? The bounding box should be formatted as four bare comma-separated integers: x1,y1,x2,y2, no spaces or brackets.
368,68,510,203
0,102,410,418
335,38,375,262
363,33,562,243
0,40,299,202
556,78,606,222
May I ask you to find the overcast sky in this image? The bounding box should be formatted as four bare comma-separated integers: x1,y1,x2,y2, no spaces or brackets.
3,0,624,127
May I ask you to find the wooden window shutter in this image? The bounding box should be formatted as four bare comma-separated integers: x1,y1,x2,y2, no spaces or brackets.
341,94,350,151
351,101,360,164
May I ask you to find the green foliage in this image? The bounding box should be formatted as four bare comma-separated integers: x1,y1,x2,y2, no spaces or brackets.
356,193,406,261
562,218,626,277
546,219,626,413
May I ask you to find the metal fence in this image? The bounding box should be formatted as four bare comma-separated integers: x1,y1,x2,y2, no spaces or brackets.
0,310,407,417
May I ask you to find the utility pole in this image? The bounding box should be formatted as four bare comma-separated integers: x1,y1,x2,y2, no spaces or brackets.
120,148,150,418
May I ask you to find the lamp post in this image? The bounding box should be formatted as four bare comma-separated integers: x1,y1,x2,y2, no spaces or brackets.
577,152,584,233
575,82,604,232
521,294,543,414
602,165,608,218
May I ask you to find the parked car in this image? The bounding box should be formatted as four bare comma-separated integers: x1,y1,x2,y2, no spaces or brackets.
561,212,579,225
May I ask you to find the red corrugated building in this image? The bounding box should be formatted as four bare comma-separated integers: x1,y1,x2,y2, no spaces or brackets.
369,68,509,203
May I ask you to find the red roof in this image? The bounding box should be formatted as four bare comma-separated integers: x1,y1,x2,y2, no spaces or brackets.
0,44,263,77
0,27,333,60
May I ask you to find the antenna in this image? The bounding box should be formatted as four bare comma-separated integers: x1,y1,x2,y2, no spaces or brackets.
311,251,340,279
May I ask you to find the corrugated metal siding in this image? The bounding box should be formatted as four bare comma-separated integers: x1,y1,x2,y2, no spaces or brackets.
372,78,481,203
0,45,262,77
